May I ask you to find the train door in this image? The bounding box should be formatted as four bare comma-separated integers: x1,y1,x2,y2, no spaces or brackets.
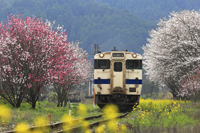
111,60,125,92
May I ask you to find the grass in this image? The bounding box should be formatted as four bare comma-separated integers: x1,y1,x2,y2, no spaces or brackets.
1,100,101,127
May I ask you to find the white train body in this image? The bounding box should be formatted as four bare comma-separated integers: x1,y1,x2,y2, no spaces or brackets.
94,50,142,110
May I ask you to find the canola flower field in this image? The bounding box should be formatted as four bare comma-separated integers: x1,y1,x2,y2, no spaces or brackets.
0,98,200,133
121,99,200,132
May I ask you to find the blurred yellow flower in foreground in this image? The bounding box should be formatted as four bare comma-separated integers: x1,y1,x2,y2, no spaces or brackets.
78,104,87,116
15,122,30,133
34,116,48,126
95,124,105,133
0,105,11,121
33,116,49,132
108,120,118,131
82,121,90,131
102,104,119,119
61,115,75,131
120,123,127,132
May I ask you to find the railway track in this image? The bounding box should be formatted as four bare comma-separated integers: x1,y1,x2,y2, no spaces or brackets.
5,112,129,133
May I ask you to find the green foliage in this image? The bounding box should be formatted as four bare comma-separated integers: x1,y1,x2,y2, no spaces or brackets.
95,0,200,22
48,92,57,103
0,0,155,56
0,96,8,105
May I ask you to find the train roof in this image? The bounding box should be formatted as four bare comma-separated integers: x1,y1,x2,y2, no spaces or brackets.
95,50,141,55
94,50,142,59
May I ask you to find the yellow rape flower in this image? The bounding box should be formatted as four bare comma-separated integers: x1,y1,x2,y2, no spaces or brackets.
78,104,87,117
120,123,127,132
34,116,48,126
0,105,11,121
61,115,75,131
107,120,118,132
15,122,30,133
33,116,49,132
95,125,105,133
81,121,90,131
85,129,92,133
102,104,119,119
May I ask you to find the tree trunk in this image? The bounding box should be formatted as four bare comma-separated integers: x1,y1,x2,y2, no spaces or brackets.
172,93,178,100
1,85,25,108
64,91,70,107
32,101,36,109
16,101,21,108
30,88,40,109
16,94,23,108
60,101,63,107
64,97,68,107
57,101,60,107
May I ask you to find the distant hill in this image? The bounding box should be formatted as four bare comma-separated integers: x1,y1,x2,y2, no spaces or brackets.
1,0,199,57
95,0,200,22
0,0,156,57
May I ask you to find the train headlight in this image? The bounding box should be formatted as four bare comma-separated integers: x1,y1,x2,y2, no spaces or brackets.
132,53,137,58
99,53,104,58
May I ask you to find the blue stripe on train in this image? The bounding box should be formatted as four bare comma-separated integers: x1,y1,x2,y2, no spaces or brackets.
94,79,110,84
94,79,142,84
126,79,142,84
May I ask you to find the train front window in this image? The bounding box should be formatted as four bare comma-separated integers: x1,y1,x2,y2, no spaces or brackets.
114,62,122,72
94,59,110,69
126,60,142,69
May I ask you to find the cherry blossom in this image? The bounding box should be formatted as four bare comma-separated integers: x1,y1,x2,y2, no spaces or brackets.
143,10,200,99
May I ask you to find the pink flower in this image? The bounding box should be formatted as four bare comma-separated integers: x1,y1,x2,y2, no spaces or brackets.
28,83,32,89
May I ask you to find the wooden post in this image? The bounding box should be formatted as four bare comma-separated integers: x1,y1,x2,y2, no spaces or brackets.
48,113,51,123
2,121,4,127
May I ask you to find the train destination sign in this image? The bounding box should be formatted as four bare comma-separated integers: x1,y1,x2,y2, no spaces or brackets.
112,53,124,57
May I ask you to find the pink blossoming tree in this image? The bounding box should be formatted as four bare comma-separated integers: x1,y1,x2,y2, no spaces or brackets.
177,70,200,100
0,15,55,108
50,41,92,107
0,15,92,108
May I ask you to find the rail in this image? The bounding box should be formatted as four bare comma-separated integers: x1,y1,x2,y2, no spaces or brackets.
5,112,128,133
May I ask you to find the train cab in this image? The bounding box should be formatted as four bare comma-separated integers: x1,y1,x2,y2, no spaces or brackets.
94,50,142,110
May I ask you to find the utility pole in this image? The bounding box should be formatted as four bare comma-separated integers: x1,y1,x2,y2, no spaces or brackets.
91,44,100,55
89,80,90,96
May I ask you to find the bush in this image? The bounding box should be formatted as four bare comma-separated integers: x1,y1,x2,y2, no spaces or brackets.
48,92,57,103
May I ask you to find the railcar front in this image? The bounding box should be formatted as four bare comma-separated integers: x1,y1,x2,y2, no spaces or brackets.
94,51,142,110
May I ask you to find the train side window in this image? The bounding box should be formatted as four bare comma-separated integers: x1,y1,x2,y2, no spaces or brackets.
114,62,122,72
94,59,110,69
126,60,142,69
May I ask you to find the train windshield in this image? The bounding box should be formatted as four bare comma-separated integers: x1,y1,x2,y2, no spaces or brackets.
94,59,110,69
126,60,142,69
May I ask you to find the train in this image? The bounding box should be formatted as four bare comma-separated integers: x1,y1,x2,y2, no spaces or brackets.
94,48,142,111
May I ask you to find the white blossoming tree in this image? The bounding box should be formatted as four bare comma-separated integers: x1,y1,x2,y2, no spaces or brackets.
143,10,200,99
